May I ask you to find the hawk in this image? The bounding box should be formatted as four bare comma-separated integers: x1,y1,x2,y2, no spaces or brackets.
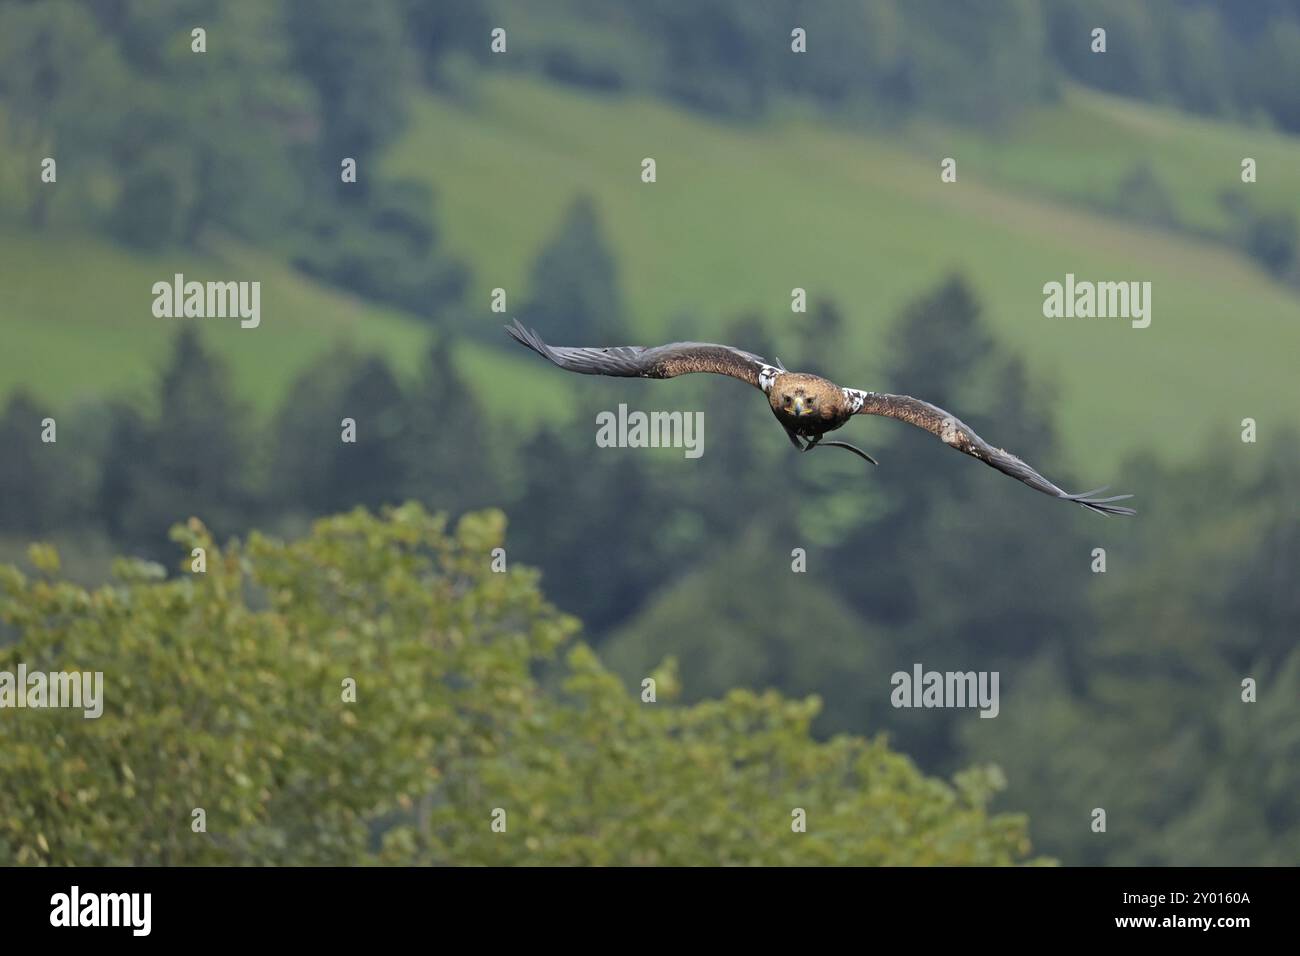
506,320,1135,516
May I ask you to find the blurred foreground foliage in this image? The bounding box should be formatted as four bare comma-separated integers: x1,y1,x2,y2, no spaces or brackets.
0,505,1037,866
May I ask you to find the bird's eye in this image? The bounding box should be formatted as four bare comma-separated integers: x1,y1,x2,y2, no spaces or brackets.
783,396,792,406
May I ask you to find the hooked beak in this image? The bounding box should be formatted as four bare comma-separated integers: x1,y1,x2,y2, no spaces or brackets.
793,396,806,416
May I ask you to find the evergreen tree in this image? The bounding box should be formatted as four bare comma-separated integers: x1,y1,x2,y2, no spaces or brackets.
524,195,627,343
113,328,254,555
827,277,1092,767
331,355,408,511
0,391,64,536
285,0,409,175
96,400,151,544
400,337,497,515
271,344,372,517
510,415,665,636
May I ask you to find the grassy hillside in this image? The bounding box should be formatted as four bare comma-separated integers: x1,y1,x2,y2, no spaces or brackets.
909,84,1300,237
387,75,1300,470
0,229,566,423
5,73,1298,471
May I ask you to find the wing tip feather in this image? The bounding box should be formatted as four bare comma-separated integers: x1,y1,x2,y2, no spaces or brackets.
505,319,552,362
1066,489,1137,517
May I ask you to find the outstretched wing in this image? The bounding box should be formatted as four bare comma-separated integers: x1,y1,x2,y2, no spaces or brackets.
506,320,778,391
843,388,1136,517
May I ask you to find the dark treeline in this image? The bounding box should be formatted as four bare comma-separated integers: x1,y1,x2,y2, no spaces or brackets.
493,0,1300,132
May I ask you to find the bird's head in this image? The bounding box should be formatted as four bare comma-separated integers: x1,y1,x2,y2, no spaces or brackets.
770,374,841,423
782,386,817,418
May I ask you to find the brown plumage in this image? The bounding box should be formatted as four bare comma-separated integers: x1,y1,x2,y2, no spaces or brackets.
506,320,1135,516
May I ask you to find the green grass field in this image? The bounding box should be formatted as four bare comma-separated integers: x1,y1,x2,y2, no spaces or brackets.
5,74,1298,471
907,84,1300,237
0,228,566,423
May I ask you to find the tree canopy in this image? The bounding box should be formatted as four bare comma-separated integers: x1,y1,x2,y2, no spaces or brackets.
0,505,1036,865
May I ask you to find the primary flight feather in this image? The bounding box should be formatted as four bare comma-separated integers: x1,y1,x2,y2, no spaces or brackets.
506,320,1135,517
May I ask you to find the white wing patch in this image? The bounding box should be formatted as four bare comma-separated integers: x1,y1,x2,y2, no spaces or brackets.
758,365,780,394
842,387,869,413
939,416,961,445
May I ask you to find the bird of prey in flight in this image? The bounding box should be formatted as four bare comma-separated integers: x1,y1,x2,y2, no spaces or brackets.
506,320,1135,516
